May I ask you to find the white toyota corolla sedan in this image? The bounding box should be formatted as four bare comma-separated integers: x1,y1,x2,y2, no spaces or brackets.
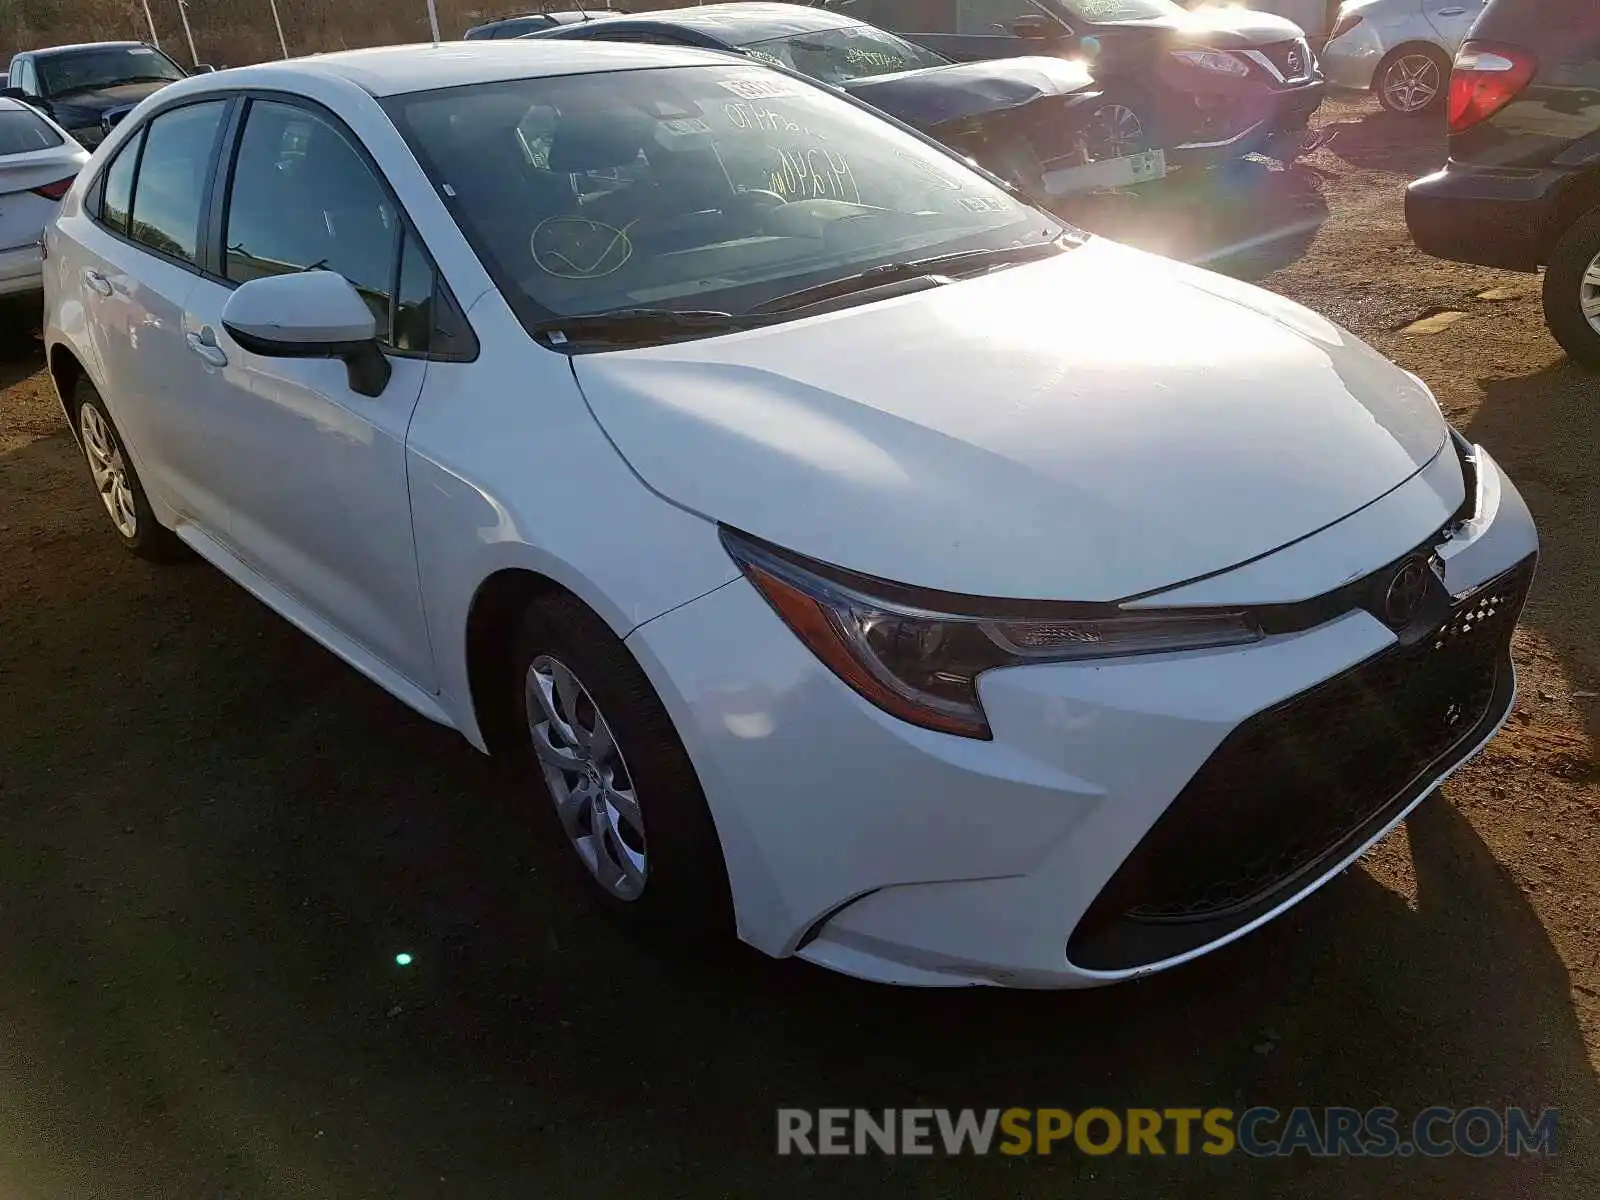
43,42,1537,988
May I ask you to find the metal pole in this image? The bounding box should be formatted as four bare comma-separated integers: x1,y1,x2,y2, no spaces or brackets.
140,0,161,47
425,0,441,44
267,0,289,58
176,0,199,67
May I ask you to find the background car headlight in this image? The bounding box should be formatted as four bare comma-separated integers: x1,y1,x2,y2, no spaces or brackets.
1171,49,1250,77
722,529,1262,740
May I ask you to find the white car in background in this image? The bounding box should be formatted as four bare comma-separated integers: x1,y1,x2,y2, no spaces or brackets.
1,96,86,297
1322,0,1486,114
43,43,1537,988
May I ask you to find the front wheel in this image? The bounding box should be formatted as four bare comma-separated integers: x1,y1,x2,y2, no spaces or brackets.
1542,208,1600,368
1375,47,1450,116
510,593,732,937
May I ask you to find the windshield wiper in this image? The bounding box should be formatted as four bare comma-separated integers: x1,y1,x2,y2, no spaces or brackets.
748,235,1075,316
532,308,767,351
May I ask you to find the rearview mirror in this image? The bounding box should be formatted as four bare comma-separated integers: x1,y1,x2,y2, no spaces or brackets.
221,270,392,397
1013,14,1057,40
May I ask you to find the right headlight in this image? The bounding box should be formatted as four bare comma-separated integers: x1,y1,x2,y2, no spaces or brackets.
1170,49,1251,78
721,529,1262,740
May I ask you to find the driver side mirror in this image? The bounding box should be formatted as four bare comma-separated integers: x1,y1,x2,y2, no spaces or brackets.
0,85,29,102
1012,14,1058,40
190,63,217,74
221,270,392,398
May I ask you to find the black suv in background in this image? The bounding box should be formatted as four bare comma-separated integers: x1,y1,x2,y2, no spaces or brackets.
1405,0,1600,365
2,42,198,149
814,0,1325,163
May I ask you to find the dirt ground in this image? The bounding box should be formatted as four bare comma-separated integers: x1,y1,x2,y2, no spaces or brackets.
0,95,1596,1197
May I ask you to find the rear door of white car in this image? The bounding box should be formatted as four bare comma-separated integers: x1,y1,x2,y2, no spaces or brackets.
68,98,232,522
1422,0,1488,53
179,94,438,691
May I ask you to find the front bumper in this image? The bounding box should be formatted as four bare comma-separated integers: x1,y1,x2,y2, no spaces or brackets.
1406,161,1577,271
627,446,1538,988
1171,79,1326,163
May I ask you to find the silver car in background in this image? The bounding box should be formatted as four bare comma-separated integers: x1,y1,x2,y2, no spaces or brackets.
1322,0,1486,113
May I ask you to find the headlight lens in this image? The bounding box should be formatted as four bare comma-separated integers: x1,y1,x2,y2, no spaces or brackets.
1171,49,1251,77
722,529,1263,740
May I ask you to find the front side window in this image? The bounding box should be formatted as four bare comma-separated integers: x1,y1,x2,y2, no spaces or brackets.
0,106,65,154
224,100,400,334
385,64,1059,327
128,101,226,265
954,0,1051,35
743,23,948,82
38,46,186,98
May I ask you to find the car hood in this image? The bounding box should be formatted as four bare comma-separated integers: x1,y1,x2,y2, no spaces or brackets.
47,80,172,129
571,239,1449,602
838,56,1097,128
1135,4,1307,47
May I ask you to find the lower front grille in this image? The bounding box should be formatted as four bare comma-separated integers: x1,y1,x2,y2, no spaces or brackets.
1257,38,1315,84
1068,555,1534,972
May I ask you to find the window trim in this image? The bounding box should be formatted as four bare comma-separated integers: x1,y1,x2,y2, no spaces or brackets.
84,95,236,275
207,88,478,363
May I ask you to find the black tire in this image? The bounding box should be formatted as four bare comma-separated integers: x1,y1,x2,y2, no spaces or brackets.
69,376,187,561
509,592,732,939
1374,45,1451,116
1542,207,1600,368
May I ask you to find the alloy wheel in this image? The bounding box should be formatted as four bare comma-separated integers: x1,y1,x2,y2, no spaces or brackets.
525,654,648,900
1090,104,1147,160
79,402,137,538
1581,250,1600,336
1382,54,1442,113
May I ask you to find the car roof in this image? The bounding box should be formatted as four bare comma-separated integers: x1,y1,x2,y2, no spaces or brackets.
175,40,734,98
559,2,860,42
27,41,151,58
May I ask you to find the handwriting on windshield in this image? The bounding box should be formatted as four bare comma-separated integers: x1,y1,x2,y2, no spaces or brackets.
768,147,859,203
724,100,803,134
844,48,905,72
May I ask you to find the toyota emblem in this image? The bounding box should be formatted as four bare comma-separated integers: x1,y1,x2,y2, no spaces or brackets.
1381,557,1432,628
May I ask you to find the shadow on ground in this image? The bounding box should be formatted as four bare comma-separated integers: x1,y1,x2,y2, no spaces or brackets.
1319,109,1449,178
0,421,1593,1195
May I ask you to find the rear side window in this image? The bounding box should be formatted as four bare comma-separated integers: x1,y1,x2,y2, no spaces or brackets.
0,108,64,154
98,126,143,235
128,101,227,265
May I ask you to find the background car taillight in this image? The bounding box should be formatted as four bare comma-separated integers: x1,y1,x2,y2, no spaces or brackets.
1328,13,1363,42
1448,41,1537,134
30,176,75,201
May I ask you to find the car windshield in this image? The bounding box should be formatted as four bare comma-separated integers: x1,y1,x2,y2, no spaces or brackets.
1062,0,1183,22
38,46,185,97
0,108,64,154
742,24,948,83
384,64,1059,327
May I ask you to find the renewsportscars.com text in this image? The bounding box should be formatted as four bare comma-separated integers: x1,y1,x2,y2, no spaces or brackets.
776,1106,1558,1158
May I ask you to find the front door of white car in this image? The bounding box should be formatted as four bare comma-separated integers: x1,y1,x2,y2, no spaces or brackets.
180,97,437,691
74,100,232,525
1422,0,1487,53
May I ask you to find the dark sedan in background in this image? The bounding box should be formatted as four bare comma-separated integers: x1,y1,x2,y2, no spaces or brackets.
813,0,1326,164
525,2,1167,200
2,42,199,149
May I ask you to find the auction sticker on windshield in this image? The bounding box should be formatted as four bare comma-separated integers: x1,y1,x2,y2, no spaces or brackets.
718,76,807,101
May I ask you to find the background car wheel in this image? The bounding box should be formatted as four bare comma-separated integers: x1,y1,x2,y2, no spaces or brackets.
1375,46,1450,115
510,592,732,938
1088,101,1154,160
1541,207,1600,368
71,377,186,561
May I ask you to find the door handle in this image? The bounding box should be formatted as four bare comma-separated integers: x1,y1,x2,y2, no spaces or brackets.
185,328,229,368
83,268,112,297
